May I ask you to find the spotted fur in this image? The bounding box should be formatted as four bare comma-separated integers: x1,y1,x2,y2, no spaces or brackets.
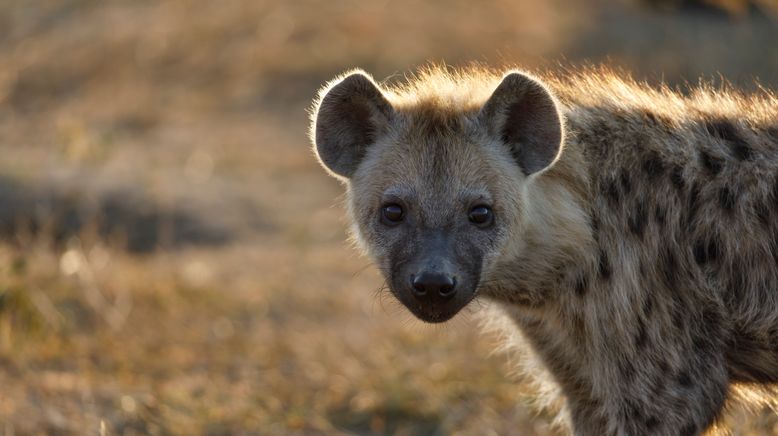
310,65,778,435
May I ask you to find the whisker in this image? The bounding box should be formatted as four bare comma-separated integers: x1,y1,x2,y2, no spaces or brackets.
372,279,392,314
352,262,375,278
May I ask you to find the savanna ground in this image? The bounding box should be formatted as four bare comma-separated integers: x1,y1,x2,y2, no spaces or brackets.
0,0,777,434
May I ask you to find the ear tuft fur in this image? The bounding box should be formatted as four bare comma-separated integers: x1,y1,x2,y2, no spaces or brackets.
311,71,394,180
480,71,564,176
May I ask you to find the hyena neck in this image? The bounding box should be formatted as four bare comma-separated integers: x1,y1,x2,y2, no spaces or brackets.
486,138,597,309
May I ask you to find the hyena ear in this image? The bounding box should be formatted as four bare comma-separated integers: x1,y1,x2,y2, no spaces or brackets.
311,71,394,179
479,71,564,176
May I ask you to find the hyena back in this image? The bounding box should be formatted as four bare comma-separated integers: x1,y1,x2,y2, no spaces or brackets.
310,66,778,435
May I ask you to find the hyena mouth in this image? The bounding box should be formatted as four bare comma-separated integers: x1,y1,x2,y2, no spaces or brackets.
402,300,471,323
391,281,478,324
413,305,467,323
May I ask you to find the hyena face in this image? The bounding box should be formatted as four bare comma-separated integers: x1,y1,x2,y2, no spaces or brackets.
311,70,563,323
346,123,508,323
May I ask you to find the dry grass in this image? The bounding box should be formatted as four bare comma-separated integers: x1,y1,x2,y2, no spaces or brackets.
0,0,777,434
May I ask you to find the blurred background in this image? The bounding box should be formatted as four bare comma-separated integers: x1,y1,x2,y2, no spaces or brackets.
0,0,776,434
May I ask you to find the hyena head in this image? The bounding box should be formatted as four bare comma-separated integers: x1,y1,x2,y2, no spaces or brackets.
311,69,564,323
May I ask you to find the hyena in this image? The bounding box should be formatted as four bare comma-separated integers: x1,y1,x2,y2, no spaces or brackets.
309,66,778,435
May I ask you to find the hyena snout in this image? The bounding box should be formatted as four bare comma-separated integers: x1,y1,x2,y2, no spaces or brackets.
410,272,457,299
393,256,477,323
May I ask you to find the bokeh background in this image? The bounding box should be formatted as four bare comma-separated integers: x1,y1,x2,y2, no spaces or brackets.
0,0,777,434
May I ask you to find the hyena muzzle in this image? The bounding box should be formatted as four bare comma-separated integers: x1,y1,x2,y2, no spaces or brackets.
309,66,778,435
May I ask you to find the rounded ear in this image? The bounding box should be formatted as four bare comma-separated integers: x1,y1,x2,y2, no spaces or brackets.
479,71,564,176
311,71,394,179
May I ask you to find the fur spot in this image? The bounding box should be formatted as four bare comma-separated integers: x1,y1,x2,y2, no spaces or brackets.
772,177,778,205
726,264,746,304
583,133,615,164
619,361,636,382
642,151,666,180
693,331,717,358
702,308,723,337
685,183,701,229
570,313,586,336
731,141,753,161
643,295,654,317
654,204,666,226
770,331,778,356
591,214,600,235
628,201,648,238
770,237,778,267
672,304,686,331
705,119,752,161
603,177,620,205
677,370,693,388
693,238,719,265
660,247,679,290
681,422,697,436
626,399,642,420
645,416,660,430
635,319,649,349
755,202,771,227
718,186,736,212
670,165,685,192
598,249,612,280
574,274,588,297
620,171,632,195
700,150,724,176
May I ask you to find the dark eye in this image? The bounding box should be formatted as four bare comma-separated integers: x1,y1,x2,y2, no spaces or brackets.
468,205,494,227
381,203,404,224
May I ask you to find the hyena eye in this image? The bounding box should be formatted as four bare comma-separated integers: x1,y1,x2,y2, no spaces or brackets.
469,205,494,227
381,203,404,225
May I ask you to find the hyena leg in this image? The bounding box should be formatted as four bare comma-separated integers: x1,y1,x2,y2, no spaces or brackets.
578,351,730,436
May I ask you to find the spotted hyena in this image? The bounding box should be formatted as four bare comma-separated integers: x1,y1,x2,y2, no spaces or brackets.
309,66,778,435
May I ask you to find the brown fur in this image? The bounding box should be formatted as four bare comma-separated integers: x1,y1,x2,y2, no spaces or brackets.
310,65,778,435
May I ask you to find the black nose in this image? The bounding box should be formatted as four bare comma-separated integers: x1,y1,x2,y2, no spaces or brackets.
411,272,456,298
